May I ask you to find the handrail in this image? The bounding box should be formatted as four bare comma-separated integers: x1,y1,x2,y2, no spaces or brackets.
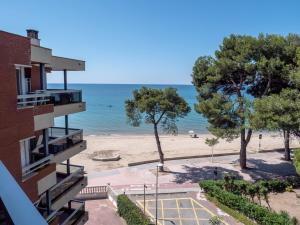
60,201,85,225
17,93,51,99
80,186,107,195
22,155,53,177
47,89,82,94
48,127,83,145
17,92,50,108
51,164,84,190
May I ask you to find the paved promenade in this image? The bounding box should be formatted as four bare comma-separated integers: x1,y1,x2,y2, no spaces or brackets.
88,151,297,190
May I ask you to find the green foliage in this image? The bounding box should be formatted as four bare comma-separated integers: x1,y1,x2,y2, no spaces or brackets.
117,194,153,225
251,89,300,132
199,180,298,225
294,149,300,175
125,87,190,166
205,137,219,147
209,215,222,225
286,185,294,192
125,87,190,131
192,33,300,167
206,195,257,225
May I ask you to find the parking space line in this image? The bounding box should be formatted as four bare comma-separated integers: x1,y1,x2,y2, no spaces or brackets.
192,199,229,225
191,199,200,225
136,200,160,225
161,199,165,225
175,199,183,225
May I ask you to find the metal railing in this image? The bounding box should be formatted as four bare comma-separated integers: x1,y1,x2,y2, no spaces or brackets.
50,164,85,202
60,200,86,225
17,92,50,108
22,155,53,178
48,127,83,155
17,89,82,108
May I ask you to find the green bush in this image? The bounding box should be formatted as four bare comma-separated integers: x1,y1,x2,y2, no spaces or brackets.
294,149,300,175
117,194,153,225
200,180,297,225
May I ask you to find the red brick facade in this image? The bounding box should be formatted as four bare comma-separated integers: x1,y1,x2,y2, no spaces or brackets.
0,31,55,202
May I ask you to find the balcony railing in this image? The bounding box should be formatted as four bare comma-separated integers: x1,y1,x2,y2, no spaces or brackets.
50,164,85,203
22,154,53,178
58,200,86,225
47,89,82,106
17,89,82,108
17,92,50,108
48,127,83,155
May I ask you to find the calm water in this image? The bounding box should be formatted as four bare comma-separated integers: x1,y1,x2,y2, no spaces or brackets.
48,84,208,135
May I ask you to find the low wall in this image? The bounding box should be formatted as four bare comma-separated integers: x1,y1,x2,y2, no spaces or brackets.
128,148,287,167
76,185,108,200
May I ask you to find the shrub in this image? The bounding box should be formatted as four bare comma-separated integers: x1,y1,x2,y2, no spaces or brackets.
293,149,300,175
209,215,222,225
117,194,153,225
200,180,297,225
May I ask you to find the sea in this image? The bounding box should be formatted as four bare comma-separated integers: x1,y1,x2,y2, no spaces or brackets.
48,84,208,135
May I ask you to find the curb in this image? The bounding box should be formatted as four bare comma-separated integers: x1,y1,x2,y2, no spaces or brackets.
128,148,289,167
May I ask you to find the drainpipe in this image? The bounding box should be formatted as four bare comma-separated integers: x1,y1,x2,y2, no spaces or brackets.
64,69,71,210
64,69,70,175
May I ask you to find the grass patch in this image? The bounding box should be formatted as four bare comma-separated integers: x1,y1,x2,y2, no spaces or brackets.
206,194,257,225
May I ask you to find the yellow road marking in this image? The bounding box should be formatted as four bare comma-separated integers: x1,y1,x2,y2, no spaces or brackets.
161,199,165,225
175,199,183,225
136,200,163,225
191,199,200,225
192,199,229,225
137,198,230,225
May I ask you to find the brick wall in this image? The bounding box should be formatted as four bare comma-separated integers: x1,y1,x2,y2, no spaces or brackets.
0,31,55,202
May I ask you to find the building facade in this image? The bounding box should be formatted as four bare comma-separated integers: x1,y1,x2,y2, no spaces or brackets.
0,29,88,225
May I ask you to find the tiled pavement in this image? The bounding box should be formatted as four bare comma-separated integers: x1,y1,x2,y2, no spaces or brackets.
85,199,126,225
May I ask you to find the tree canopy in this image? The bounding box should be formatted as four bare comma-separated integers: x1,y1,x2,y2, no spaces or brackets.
252,89,300,160
192,33,300,168
125,87,190,170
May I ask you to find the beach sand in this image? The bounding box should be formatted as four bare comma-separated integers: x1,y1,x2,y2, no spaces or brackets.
71,132,299,173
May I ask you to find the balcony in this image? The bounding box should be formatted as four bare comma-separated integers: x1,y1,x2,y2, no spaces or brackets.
17,89,85,116
48,127,87,163
57,201,88,225
50,164,87,210
22,148,53,179
47,89,86,117
48,89,82,106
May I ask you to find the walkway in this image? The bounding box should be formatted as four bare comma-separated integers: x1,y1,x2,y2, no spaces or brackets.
85,199,126,225
88,151,297,189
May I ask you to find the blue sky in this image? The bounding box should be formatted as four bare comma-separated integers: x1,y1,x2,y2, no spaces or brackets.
2,0,300,84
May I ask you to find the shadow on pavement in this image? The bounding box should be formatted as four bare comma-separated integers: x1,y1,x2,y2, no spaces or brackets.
171,158,298,183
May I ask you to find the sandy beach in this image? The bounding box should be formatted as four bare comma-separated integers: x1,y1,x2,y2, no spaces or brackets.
70,132,299,173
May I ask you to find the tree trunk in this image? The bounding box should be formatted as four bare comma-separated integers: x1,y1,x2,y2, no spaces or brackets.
240,128,252,169
240,128,247,169
154,124,164,171
283,130,291,161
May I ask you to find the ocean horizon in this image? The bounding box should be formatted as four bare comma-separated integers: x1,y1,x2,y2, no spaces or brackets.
49,83,208,135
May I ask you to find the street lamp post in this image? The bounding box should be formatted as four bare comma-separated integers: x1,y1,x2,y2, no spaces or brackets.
155,162,163,225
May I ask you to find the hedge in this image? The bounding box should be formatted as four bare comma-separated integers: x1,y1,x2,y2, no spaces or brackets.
294,149,300,175
200,180,297,225
117,194,153,225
